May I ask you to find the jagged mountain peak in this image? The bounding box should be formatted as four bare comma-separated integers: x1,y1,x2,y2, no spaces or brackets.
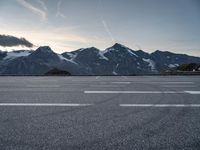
113,43,127,47
104,43,138,58
151,50,191,59
108,43,131,50
136,50,147,53
152,50,167,54
28,46,60,62
71,47,100,55
34,46,53,53
79,47,99,52
30,46,57,57
151,50,180,56
1,43,200,75
152,50,162,53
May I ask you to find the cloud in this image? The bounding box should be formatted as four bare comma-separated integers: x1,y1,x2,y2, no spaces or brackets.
17,0,47,20
0,35,34,47
37,0,47,11
56,0,66,19
102,19,115,43
98,0,115,43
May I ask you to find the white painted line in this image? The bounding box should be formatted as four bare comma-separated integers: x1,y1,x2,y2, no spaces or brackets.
120,104,200,107
26,85,60,88
185,91,200,95
85,91,200,94
0,103,92,107
111,82,131,84
122,82,194,84
159,82,194,84
89,85,125,88
161,85,197,88
84,91,184,94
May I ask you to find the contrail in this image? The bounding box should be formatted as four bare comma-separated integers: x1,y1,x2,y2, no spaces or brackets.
98,0,115,43
101,19,115,43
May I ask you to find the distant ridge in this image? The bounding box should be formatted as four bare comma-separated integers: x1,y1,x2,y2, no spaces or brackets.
1,43,200,75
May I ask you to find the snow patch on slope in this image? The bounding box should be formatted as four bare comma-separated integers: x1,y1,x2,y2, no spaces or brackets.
98,51,109,61
68,53,78,60
168,64,179,68
103,47,138,58
112,71,118,75
66,53,75,59
102,48,112,55
4,51,31,60
143,58,156,71
127,49,138,57
58,54,77,64
117,43,138,57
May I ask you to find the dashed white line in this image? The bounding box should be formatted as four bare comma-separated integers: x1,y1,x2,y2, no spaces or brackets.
89,85,125,88
159,82,194,84
26,85,60,88
120,104,200,107
111,82,131,84
0,103,93,107
185,91,200,94
84,91,200,94
84,91,183,94
161,85,197,88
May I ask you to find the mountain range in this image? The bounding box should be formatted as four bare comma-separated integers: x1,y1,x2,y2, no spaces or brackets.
0,43,200,75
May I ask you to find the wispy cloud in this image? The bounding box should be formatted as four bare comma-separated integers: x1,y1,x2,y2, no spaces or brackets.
101,19,115,43
56,0,66,19
17,0,47,20
37,0,47,11
98,0,115,43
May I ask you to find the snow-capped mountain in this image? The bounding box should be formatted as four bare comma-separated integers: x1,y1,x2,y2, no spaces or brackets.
0,50,33,61
151,50,200,70
4,50,32,60
0,47,85,75
102,43,156,75
0,43,200,75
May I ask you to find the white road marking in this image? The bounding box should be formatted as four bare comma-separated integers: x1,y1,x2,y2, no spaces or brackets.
0,103,92,107
85,91,200,94
26,85,60,88
120,104,200,107
161,85,197,88
111,82,131,84
185,91,200,94
89,85,125,88
159,82,194,84
116,82,195,84
84,91,184,94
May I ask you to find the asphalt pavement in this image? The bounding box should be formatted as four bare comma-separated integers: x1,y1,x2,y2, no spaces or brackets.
0,76,200,150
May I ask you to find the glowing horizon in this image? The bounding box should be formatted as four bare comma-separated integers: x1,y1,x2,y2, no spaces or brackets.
0,0,200,56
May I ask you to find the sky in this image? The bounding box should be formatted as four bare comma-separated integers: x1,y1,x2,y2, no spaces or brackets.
0,0,200,55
